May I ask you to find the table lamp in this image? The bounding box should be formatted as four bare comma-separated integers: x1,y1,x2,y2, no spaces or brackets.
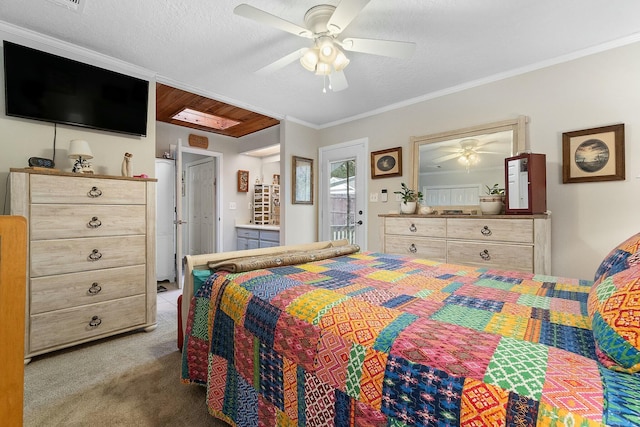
68,139,93,173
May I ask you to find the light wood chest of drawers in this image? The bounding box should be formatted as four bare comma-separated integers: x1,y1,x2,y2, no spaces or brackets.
10,169,157,362
380,214,551,274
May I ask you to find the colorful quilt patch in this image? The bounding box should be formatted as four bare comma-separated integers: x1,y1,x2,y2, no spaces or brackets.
540,347,603,421
460,378,509,426
382,354,464,426
430,304,494,332
304,373,336,427
392,318,499,380
600,364,640,426
319,298,399,347
286,288,344,324
273,311,321,371
259,342,284,411
314,331,351,391
484,337,548,400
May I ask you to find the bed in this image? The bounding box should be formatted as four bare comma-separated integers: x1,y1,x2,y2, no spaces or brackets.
181,236,640,426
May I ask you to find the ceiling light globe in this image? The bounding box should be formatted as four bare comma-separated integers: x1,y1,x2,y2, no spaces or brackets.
300,48,319,72
333,50,350,71
317,37,337,62
315,61,331,76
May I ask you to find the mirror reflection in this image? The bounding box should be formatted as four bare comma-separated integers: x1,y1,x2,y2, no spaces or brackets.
412,117,526,210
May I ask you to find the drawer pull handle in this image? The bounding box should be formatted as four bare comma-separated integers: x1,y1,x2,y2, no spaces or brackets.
409,243,417,253
481,225,492,236
88,187,103,198
409,224,417,232
88,282,102,295
89,315,102,328
88,249,103,261
88,217,102,228
479,249,491,261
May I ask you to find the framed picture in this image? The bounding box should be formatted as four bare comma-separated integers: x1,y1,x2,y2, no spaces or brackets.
237,170,249,192
562,124,625,183
292,156,313,204
371,147,402,179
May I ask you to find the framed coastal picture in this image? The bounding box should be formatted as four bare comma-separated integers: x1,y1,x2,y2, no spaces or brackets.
562,124,625,183
371,147,402,179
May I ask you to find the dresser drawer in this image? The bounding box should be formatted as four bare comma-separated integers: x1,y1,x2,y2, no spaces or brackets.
385,217,446,238
384,236,446,261
31,265,146,314
30,204,146,240
30,175,146,205
30,295,146,352
447,218,533,243
30,235,146,277
447,241,533,272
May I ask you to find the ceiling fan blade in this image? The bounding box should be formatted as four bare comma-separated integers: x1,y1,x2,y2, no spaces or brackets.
329,70,349,92
234,4,312,38
341,37,416,59
327,0,370,34
255,49,306,75
432,153,461,164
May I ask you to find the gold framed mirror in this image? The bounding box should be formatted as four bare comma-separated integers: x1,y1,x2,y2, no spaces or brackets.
411,116,527,212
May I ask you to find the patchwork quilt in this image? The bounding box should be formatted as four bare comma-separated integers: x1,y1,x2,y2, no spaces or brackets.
182,251,640,426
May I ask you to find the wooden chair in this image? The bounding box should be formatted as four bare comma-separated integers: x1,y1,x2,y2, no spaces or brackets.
0,216,27,426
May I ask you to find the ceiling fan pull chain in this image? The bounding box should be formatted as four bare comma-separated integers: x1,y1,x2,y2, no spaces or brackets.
323,74,327,93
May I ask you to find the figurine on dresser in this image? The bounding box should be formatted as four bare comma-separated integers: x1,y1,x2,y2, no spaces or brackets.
121,152,133,177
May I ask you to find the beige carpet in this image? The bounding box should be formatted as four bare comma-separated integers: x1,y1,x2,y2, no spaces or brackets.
23,285,228,426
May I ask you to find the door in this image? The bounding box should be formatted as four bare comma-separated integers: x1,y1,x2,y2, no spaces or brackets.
173,139,223,288
319,138,368,248
186,158,215,255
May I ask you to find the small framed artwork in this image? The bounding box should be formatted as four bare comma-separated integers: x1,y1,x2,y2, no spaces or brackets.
371,147,402,179
292,156,313,204
562,124,625,183
237,170,249,192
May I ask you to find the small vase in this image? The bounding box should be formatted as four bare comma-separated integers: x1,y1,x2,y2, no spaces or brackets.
400,201,417,214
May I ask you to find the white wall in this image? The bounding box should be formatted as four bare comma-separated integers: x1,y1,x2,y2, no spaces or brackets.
281,119,321,245
0,30,156,214
319,42,640,279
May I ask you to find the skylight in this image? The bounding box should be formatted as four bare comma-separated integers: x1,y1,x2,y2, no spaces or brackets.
172,108,240,130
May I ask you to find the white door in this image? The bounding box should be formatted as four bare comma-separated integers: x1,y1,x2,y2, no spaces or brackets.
318,138,368,248
186,158,215,255
174,139,223,288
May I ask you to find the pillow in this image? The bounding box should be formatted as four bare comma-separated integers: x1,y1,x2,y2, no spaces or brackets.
589,265,640,373
192,269,212,293
593,232,640,284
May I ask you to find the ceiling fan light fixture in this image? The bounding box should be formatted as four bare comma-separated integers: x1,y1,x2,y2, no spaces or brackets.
300,48,319,71
315,61,332,76
317,36,338,63
333,50,350,71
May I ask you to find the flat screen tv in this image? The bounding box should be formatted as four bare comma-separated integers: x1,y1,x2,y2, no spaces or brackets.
3,41,149,136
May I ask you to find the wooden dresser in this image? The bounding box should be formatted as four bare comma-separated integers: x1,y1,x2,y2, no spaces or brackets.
10,169,157,362
380,214,551,274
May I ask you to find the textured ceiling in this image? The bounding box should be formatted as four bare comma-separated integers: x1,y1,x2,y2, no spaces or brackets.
2,0,640,127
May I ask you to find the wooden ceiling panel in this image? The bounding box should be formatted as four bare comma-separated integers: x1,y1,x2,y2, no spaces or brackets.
156,83,280,138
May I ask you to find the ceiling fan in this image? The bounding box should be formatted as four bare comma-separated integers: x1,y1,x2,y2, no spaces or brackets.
430,139,504,165
234,0,416,92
